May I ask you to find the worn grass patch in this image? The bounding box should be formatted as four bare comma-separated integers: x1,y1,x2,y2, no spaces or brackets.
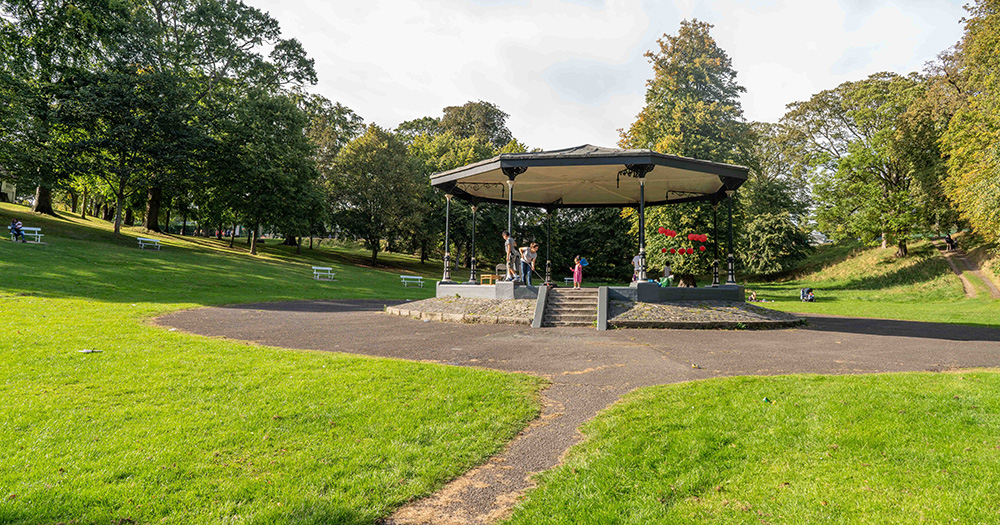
746,240,1000,327
508,372,1000,524
0,203,543,524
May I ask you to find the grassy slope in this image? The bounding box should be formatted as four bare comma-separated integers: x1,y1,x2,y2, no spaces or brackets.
508,373,1000,524
745,240,1000,327
0,203,543,524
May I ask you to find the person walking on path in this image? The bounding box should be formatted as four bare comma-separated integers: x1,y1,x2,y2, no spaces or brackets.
571,255,583,289
520,242,539,286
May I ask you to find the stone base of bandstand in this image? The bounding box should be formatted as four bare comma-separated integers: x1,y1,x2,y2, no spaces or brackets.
615,281,745,303
437,280,539,300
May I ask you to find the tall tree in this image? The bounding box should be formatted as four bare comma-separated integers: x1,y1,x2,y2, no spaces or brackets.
785,72,935,257
941,0,1000,240
620,19,748,277
0,0,122,215
440,101,513,149
328,125,420,263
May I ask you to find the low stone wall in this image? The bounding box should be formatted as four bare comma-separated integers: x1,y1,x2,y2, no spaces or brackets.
608,300,804,330
385,297,534,326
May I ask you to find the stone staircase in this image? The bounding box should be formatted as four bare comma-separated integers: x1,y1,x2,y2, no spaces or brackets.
542,288,599,327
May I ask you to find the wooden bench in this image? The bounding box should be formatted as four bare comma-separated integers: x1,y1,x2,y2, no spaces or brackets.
480,274,498,285
312,266,336,281
11,227,43,242
400,275,424,287
137,237,162,250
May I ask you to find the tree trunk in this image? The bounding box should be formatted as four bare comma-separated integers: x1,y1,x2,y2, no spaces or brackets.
296,237,302,254
250,225,259,255
181,213,186,235
895,239,908,258
164,207,170,234
80,188,88,219
309,236,313,249
143,187,162,231
124,207,134,226
229,224,236,248
69,191,78,213
676,274,698,288
370,241,379,264
881,233,888,250
282,234,297,246
32,185,56,215
420,240,427,264
102,204,114,221
113,188,124,235
216,224,222,240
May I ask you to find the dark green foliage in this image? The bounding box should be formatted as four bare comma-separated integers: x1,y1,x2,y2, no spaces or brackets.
440,100,513,149
742,212,812,275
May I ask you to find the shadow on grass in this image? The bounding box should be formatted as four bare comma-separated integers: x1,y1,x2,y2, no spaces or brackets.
219,299,405,312
799,314,1000,342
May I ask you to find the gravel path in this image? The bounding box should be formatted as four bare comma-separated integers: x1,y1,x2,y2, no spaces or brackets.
157,301,1000,524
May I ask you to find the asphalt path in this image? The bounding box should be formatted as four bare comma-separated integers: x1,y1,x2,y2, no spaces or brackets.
157,300,1000,524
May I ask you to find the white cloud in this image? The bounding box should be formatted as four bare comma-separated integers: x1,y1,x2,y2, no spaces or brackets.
244,0,966,149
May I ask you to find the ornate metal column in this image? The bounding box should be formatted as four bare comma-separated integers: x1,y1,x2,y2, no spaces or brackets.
621,164,654,282
726,190,736,285
502,167,526,238
442,193,453,283
545,208,552,284
468,204,478,283
712,202,720,287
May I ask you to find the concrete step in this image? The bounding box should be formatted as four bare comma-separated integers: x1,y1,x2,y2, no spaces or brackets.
547,314,597,322
547,299,597,306
543,320,595,327
546,305,596,314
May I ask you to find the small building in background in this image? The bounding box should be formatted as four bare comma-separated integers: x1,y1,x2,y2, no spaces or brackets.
0,179,15,203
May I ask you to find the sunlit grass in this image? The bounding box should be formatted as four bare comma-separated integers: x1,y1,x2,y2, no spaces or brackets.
0,202,543,524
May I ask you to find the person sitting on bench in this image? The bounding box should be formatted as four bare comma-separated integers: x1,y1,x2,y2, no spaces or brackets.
8,218,25,242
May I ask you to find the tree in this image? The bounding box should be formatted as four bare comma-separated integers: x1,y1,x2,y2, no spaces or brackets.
0,0,122,215
619,19,748,277
328,125,420,263
440,101,513,149
210,90,317,255
785,72,935,257
395,116,440,144
941,0,1000,240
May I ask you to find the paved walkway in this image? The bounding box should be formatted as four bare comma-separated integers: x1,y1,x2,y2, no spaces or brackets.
157,301,1000,524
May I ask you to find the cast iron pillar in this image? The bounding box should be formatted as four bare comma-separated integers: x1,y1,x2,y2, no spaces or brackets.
442,193,453,283
638,177,647,281
502,167,526,239
545,208,553,284
468,204,477,283
726,190,736,285
625,164,653,282
712,202,720,287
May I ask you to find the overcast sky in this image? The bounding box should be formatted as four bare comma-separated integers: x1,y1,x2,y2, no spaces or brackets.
244,0,967,150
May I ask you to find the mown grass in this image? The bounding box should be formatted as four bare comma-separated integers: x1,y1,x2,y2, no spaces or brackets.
745,240,1000,327
508,372,1000,524
0,202,543,524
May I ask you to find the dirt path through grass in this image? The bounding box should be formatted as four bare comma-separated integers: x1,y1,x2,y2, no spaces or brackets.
159,302,1000,524
936,241,1000,299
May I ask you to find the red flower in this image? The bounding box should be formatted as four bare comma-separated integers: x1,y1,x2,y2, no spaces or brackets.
661,248,667,253
687,248,694,254
699,245,706,251
669,248,676,254
657,227,666,234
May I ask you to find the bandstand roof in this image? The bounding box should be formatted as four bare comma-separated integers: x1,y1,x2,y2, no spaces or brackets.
430,144,749,208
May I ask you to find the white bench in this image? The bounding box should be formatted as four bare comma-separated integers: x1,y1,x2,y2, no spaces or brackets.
312,266,336,280
11,227,43,242
400,275,424,287
137,237,162,250
564,277,574,285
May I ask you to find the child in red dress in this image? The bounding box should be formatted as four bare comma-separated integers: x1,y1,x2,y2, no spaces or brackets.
572,255,583,289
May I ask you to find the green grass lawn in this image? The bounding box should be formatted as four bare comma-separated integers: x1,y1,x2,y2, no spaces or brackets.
0,203,543,524
508,372,1000,524
745,240,1000,327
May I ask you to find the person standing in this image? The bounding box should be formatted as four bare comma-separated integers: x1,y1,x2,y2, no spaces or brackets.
631,253,643,281
572,255,583,289
502,231,517,281
519,242,539,286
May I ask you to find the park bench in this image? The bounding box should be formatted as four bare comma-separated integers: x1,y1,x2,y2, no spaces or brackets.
312,266,336,281
137,237,162,250
400,275,424,287
480,273,498,285
10,226,43,242
564,277,574,285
